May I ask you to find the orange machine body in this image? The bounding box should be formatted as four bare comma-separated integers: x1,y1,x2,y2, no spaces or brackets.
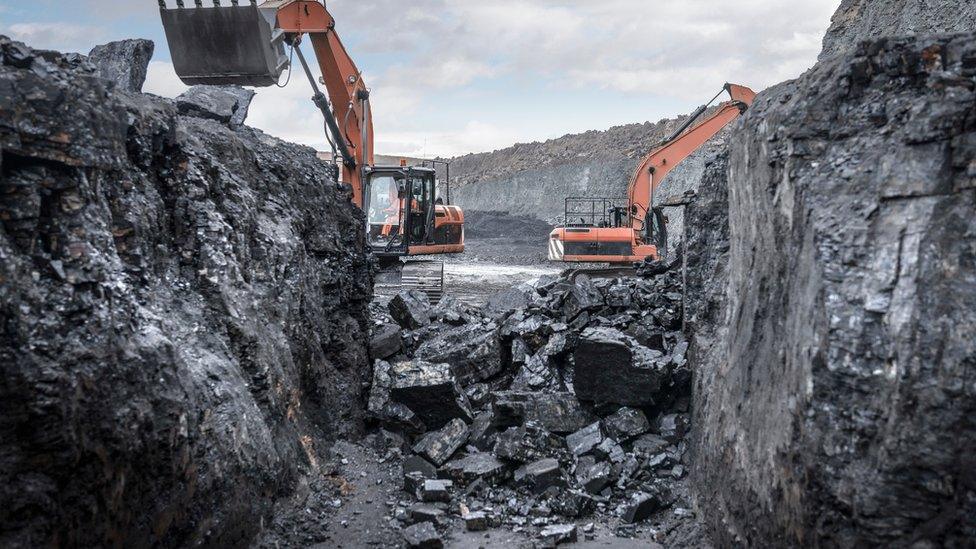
548,83,755,264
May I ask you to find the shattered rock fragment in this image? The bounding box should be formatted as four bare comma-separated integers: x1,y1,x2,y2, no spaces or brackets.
549,490,594,518
431,295,474,325
566,422,603,456
414,321,503,385
176,85,256,128
441,452,509,485
367,360,425,432
390,290,432,329
539,524,577,546
563,275,604,320
402,521,443,548
370,323,403,359
494,422,567,464
492,392,596,434
419,479,452,502
621,492,661,524
485,286,531,317
463,510,488,531
574,327,669,406
412,418,470,466
514,458,565,494
389,360,473,429
402,455,439,491
655,413,688,442
408,504,445,525
601,407,650,441
593,438,625,463
576,460,611,494
467,410,498,451
465,383,490,409
631,434,670,457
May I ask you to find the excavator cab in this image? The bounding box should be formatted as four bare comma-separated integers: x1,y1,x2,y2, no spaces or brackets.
364,167,438,256
159,1,290,87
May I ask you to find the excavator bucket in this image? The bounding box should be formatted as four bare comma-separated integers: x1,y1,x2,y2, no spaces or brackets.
159,1,289,87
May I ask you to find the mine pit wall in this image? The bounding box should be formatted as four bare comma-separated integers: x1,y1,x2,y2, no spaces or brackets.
0,42,371,547
686,33,976,546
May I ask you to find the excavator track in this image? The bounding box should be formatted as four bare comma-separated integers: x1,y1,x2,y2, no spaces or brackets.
374,260,445,304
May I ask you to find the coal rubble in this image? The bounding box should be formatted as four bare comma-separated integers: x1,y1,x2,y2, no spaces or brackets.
367,266,694,544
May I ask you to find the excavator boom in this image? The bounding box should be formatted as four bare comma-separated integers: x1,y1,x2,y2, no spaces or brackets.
158,0,464,302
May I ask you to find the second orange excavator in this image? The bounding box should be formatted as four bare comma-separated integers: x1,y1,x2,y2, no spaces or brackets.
548,83,755,263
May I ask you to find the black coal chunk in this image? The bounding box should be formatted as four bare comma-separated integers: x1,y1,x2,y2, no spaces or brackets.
389,289,432,329
402,521,443,548
563,275,605,320
566,422,603,456
389,360,473,429
494,422,567,463
367,360,425,432
492,391,596,434
441,452,510,485
514,457,565,494
412,418,470,466
601,407,650,441
539,523,577,545
176,85,256,128
620,492,662,523
414,321,503,385
573,327,669,406
87,39,154,92
370,323,403,359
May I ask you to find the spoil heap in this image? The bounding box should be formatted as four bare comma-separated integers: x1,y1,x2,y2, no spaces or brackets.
368,265,704,546
0,38,370,547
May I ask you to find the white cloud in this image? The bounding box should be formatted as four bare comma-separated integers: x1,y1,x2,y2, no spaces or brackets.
3,22,108,53
376,120,523,158
4,0,842,157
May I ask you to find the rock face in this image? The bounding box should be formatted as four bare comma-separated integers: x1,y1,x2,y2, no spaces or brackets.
690,32,976,547
87,39,154,92
0,38,371,548
820,0,976,60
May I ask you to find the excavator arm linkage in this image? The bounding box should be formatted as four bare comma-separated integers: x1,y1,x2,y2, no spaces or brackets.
159,0,373,206
626,83,756,234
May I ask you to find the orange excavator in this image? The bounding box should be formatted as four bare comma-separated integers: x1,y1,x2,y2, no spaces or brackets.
548,83,755,263
159,0,463,300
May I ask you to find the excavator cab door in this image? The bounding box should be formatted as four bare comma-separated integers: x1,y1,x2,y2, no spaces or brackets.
159,1,290,87
648,207,668,256
364,168,436,256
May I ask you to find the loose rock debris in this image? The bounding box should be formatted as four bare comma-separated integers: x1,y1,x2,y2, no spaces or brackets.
367,262,703,545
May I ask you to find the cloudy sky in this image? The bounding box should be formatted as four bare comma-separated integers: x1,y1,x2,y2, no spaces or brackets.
0,0,840,157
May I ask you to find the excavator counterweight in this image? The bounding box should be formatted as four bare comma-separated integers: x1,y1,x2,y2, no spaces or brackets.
159,1,289,87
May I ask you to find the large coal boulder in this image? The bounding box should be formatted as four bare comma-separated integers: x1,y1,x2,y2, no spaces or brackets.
0,38,371,547
87,39,154,92
689,32,976,547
